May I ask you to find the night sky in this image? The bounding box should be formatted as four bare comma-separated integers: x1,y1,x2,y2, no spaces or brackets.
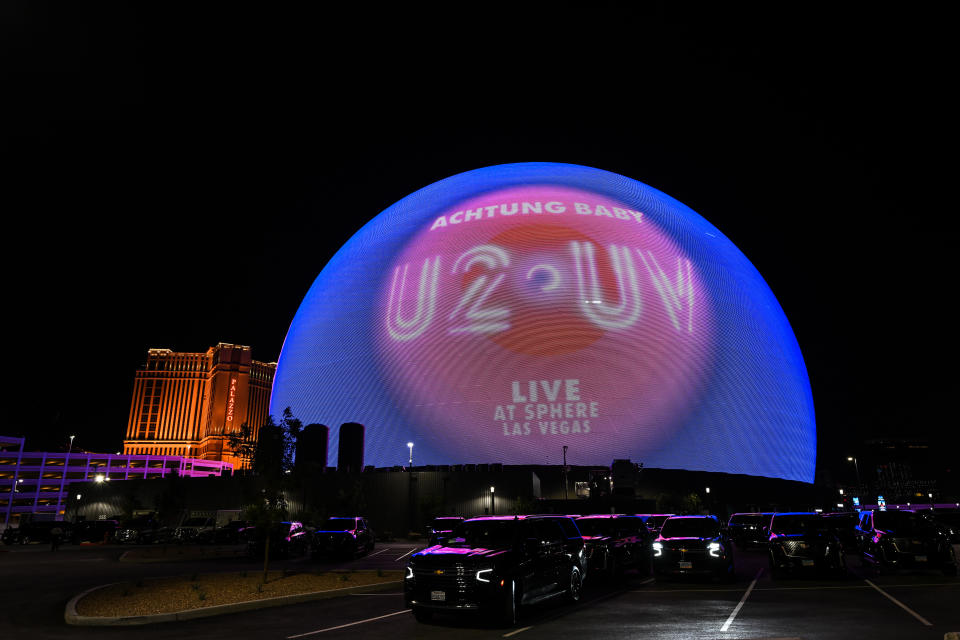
4,5,954,482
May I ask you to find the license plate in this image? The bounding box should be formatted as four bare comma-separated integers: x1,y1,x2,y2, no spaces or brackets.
679,561,693,569
430,591,446,601
801,559,814,567
914,555,927,562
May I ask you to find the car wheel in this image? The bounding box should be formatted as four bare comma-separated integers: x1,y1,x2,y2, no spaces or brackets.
941,546,958,576
768,553,782,579
566,566,583,603
413,607,433,623
20,536,29,545
836,553,849,578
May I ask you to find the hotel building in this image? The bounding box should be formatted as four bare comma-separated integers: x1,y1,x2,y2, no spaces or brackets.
122,343,276,468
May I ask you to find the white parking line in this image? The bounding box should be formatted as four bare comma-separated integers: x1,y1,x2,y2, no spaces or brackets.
503,625,533,637
286,609,409,638
394,547,418,561
865,579,933,627
720,568,762,632
366,547,391,557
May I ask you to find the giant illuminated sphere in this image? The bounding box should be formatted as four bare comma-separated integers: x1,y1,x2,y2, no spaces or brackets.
271,163,815,482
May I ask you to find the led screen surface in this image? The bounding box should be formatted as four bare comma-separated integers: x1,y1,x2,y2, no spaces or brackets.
271,163,815,482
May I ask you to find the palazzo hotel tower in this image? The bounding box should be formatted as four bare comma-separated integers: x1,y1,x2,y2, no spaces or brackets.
123,343,276,468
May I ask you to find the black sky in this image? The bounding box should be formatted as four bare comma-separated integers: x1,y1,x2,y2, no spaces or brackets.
3,4,954,481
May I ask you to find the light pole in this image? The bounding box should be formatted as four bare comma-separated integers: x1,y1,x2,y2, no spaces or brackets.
562,445,569,501
847,457,861,495
490,486,495,515
407,442,414,467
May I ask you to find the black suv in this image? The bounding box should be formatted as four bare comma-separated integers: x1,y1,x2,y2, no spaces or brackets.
575,514,651,579
404,515,586,625
311,517,375,560
652,515,734,581
857,510,958,576
767,512,846,578
727,513,773,549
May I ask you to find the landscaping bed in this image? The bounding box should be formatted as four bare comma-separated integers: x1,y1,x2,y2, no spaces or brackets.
75,569,401,618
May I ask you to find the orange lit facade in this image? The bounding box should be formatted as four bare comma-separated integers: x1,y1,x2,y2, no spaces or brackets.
123,344,276,469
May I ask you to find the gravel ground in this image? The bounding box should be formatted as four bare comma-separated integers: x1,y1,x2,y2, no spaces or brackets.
75,570,402,617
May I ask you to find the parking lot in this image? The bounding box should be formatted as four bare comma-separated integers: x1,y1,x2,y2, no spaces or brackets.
2,540,958,639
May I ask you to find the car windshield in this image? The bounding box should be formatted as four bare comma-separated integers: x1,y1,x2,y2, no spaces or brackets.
729,514,766,525
645,515,671,528
873,512,931,535
447,520,518,548
660,518,719,538
933,512,960,525
325,518,357,531
770,515,823,535
576,519,616,536
432,518,461,530
824,514,857,527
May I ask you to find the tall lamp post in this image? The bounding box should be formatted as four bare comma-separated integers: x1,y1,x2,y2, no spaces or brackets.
407,442,414,467
490,486,495,516
847,456,861,495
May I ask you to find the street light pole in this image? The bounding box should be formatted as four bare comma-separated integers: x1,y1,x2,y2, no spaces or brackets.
562,445,569,501
847,456,861,495
490,486,495,515
407,442,414,467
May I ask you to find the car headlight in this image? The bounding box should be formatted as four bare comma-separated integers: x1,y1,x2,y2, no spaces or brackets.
476,568,494,583
708,542,722,558
652,542,663,557
405,565,414,580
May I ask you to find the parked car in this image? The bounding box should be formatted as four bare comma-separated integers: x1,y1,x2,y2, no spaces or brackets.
174,516,215,543
727,512,773,549
767,512,846,578
71,520,118,544
820,512,860,550
311,517,375,560
857,510,957,576
246,521,309,559
575,514,652,579
404,515,586,625
116,516,173,544
427,517,464,545
195,519,252,545
5,521,73,545
652,515,734,581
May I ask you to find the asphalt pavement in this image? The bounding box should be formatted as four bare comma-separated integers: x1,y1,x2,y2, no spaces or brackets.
2,541,958,639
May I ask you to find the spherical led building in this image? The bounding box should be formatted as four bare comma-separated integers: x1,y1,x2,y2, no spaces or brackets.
271,163,815,482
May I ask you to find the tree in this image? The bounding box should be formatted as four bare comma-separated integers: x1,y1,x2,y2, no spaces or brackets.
236,407,303,584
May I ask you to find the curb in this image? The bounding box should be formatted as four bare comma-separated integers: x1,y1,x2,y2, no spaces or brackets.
65,577,402,626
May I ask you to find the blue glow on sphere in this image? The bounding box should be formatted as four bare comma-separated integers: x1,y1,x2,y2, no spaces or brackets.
271,163,816,482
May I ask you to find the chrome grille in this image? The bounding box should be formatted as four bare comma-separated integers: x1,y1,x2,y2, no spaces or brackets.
782,541,812,557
